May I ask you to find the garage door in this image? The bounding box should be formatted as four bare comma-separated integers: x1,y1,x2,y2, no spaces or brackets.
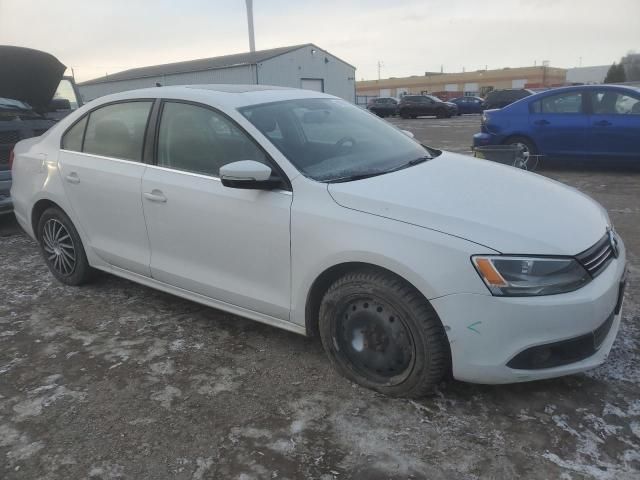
301,78,324,92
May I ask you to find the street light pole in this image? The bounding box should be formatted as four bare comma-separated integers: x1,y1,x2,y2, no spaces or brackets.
246,0,256,52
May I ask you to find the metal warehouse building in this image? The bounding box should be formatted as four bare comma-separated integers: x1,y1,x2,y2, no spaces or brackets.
79,43,356,103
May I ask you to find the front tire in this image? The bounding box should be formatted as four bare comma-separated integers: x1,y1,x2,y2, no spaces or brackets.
37,207,94,286
319,269,449,398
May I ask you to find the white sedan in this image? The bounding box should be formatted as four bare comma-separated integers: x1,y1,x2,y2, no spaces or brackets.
11,85,627,397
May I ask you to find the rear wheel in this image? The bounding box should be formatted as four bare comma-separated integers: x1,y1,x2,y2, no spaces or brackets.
400,110,410,119
319,269,449,398
504,136,538,170
37,207,94,286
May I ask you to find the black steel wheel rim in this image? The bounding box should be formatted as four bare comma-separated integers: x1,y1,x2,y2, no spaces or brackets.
336,296,415,385
42,218,76,276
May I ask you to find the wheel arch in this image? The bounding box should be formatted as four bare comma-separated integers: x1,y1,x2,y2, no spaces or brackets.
31,198,65,238
305,261,440,337
502,134,538,153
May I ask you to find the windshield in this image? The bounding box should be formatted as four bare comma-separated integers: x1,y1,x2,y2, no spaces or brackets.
240,98,435,182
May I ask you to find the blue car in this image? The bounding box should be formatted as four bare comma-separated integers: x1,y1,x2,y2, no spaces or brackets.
449,96,484,114
473,85,640,159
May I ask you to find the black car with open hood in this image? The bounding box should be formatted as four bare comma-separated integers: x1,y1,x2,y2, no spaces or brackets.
1,46,82,214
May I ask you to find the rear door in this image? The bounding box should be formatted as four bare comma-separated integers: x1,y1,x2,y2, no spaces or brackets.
587,89,640,157
528,90,588,155
58,100,153,276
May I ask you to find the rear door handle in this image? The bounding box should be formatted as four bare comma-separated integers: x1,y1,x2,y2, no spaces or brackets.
594,120,612,126
534,119,550,126
65,172,80,184
143,190,167,203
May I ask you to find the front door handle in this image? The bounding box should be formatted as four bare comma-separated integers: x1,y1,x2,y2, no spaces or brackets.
534,119,550,126
143,190,167,203
65,172,80,184
594,120,612,126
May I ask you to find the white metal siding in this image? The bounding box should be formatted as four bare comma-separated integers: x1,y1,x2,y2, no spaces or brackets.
79,65,255,101
511,79,527,88
257,45,355,102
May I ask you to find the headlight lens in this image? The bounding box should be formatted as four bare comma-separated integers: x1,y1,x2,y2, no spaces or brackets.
472,256,591,296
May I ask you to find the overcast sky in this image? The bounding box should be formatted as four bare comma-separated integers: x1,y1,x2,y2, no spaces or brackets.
1,0,638,82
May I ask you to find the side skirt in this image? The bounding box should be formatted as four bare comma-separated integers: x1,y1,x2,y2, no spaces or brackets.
94,264,307,336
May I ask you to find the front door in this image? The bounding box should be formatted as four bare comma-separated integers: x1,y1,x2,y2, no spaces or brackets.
529,90,588,156
141,101,292,320
58,100,153,276
588,89,640,157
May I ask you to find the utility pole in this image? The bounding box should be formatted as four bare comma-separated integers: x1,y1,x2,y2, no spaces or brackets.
245,0,256,52
377,60,383,80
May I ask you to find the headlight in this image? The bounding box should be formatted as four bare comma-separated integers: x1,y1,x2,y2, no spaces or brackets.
481,112,489,124
472,256,591,296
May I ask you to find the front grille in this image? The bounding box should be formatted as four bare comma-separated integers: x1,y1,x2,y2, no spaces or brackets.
0,130,20,144
0,147,10,167
576,233,615,278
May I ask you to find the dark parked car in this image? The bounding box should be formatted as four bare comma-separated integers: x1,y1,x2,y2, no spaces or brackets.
473,84,640,159
366,97,398,117
398,95,458,119
482,89,533,110
0,45,82,214
449,96,484,114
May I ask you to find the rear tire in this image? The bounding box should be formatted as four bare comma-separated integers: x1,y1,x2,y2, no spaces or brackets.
400,110,410,119
319,269,449,398
37,207,94,286
503,135,537,156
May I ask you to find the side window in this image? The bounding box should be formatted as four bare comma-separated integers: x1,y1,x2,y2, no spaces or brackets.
538,92,583,114
61,116,88,152
591,91,640,115
157,102,268,176
83,102,152,161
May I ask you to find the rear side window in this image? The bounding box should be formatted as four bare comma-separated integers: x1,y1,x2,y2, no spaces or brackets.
83,102,152,161
61,116,88,152
531,92,583,114
157,102,268,177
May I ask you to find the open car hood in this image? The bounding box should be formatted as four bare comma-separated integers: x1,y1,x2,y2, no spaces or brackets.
0,46,66,111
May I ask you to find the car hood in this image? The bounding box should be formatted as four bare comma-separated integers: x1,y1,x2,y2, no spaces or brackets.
327,152,609,255
0,46,66,111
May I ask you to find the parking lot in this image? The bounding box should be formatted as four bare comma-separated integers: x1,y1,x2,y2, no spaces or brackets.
1,115,639,479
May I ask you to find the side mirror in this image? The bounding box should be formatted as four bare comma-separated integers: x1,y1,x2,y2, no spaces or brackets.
401,130,415,139
220,160,280,190
48,98,71,112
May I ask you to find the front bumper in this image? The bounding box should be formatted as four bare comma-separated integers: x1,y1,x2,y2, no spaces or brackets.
432,242,627,384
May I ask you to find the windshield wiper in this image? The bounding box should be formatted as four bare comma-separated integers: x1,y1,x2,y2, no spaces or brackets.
326,155,432,184
327,171,388,183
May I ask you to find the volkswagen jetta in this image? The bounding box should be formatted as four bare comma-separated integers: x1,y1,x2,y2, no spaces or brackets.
11,85,627,397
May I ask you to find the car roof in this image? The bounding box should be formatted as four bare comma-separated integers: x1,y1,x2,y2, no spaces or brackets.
83,84,338,109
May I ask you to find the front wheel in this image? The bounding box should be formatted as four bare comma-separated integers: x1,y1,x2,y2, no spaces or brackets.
319,269,449,398
37,207,94,286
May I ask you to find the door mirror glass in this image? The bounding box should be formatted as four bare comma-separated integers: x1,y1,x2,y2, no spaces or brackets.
220,160,280,189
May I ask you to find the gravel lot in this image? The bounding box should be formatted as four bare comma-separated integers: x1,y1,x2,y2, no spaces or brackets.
1,114,639,479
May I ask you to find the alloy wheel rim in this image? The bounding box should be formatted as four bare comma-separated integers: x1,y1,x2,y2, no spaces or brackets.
42,219,76,276
337,297,415,384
